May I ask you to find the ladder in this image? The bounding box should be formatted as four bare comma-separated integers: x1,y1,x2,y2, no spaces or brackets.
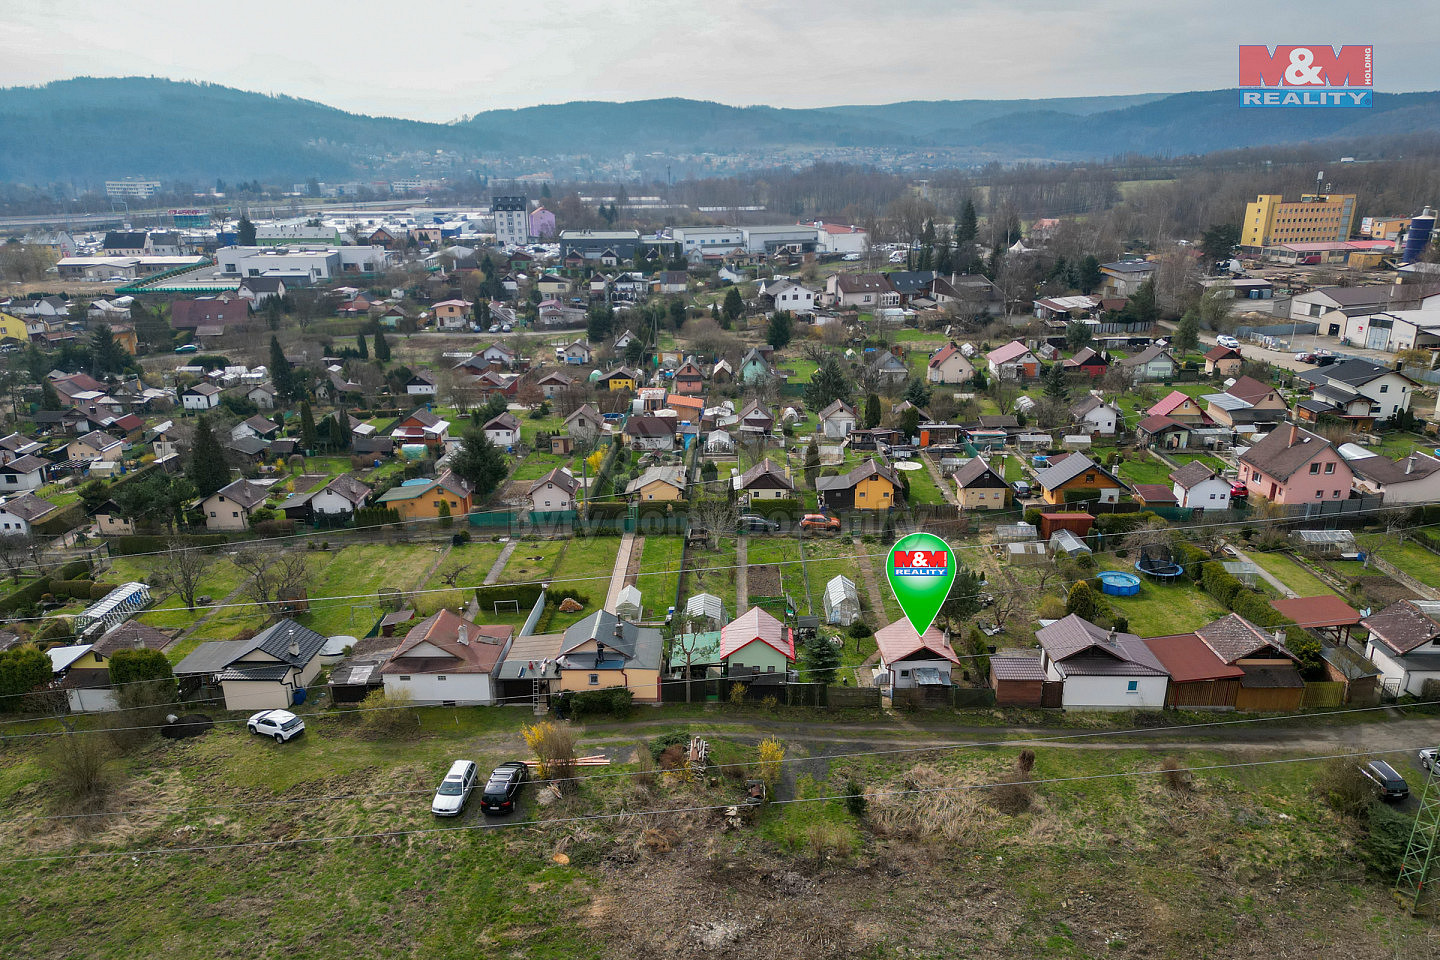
1397,748,1440,914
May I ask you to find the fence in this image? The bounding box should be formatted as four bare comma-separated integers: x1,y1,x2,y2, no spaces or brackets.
658,679,880,709
1301,681,1345,709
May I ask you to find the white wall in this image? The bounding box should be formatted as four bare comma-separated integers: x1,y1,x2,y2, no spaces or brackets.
883,656,955,690
1059,674,1168,710
1176,477,1232,510
1366,642,1440,697
223,678,295,711
67,687,120,713
383,672,493,706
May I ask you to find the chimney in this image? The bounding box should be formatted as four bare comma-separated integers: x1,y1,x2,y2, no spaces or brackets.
133,636,146,650
288,640,300,657
1407,454,1417,475
1288,423,1299,447
1273,629,1285,644
1107,627,1117,644
457,624,468,646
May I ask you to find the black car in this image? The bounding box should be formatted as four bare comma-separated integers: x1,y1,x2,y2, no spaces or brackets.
738,514,780,533
481,761,529,815
1360,759,1410,800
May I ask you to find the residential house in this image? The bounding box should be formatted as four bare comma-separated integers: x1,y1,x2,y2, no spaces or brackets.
720,607,795,679
1361,600,1440,697
430,299,474,329
293,474,371,521
758,278,816,315
711,359,734,384
169,297,248,330
1295,359,1417,428
927,343,976,384
1204,345,1245,377
737,459,795,501
1205,374,1289,428
381,610,513,706
173,620,327,711
238,276,287,308
1037,615,1168,709
867,350,910,386
230,415,280,443
599,367,640,391
528,468,579,513
952,457,1011,510
1118,344,1177,383
874,620,961,691
93,498,134,536
564,404,603,441
1136,415,1192,450
405,371,437,397
672,360,705,395
822,575,861,626
817,399,858,439
624,465,686,501
986,341,1039,380
1144,631,1245,709
816,458,901,511
181,382,221,411
391,408,451,451
375,471,473,521
482,412,521,448
0,433,42,464
1169,461,1232,510
1193,614,1304,710
653,271,688,294
554,610,663,702
1237,424,1352,504
612,329,637,351
201,478,270,531
246,382,277,409
826,272,898,309
737,400,774,435
535,371,574,400
1131,484,1178,508
535,274,571,299
0,492,58,535
1070,396,1120,436
1347,451,1440,504
562,340,591,365
1147,390,1211,425
1033,452,1124,506
68,430,125,464
60,621,171,713
624,416,677,452
0,454,49,493
1098,260,1157,298
1063,347,1109,379
738,348,772,384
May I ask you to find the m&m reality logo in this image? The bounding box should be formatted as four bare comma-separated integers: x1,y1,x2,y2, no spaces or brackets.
1238,45,1373,108
892,550,949,577
885,533,957,638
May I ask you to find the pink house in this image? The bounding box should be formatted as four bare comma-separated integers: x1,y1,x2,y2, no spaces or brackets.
1237,424,1353,504
529,206,557,238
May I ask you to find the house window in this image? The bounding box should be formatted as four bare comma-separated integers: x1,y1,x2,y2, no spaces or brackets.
1315,490,1323,499
1325,462,1335,474
1127,681,1138,692
1334,490,1341,498
437,676,446,681
399,675,411,681
1380,384,1389,393
1309,463,1320,474
588,674,600,685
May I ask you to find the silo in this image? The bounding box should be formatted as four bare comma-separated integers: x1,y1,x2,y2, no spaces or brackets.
1402,206,1436,263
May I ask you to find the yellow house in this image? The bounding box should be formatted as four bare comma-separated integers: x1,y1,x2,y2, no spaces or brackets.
554,611,661,703
816,459,900,510
602,367,638,391
0,313,30,342
623,465,685,501
376,472,474,521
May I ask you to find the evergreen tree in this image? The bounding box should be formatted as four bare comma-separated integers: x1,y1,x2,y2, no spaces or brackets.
237,215,256,246
1064,321,1093,353
864,393,882,429
802,633,842,684
186,416,230,497
1124,277,1160,326
373,328,391,362
356,332,368,360
1066,580,1098,620
90,324,126,376
902,378,931,408
804,355,851,411
299,400,318,453
39,378,62,411
1043,362,1069,400
449,427,508,500
766,311,793,349
804,437,821,489
585,303,613,343
1174,310,1201,355
269,336,297,402
1077,255,1103,295
722,287,744,325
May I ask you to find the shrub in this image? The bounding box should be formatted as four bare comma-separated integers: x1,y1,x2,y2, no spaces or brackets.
648,729,692,762
756,736,785,788
354,689,420,740
1362,803,1416,876
1037,596,1068,620
1161,756,1191,791
1065,580,1098,619
46,731,112,808
1314,757,1373,819
844,777,867,819
847,621,873,639
88,583,118,601
522,720,576,784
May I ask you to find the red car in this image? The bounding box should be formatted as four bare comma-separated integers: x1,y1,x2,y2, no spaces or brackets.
799,513,841,532
1229,481,1249,499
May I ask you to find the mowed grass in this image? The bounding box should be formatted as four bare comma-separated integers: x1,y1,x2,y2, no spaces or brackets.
299,543,442,637
1116,456,1174,487
415,540,507,615
498,539,566,584
900,462,947,505
684,536,738,615
1358,534,1440,584
1096,562,1230,636
1247,550,1339,599
634,535,684,619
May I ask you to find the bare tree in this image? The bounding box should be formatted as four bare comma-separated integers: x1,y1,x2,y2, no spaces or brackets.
232,549,313,613
689,497,741,550
668,617,708,703
155,542,216,610
0,533,36,583
438,563,472,587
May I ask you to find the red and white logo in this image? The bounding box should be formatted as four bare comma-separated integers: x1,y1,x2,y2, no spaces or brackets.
1238,45,1372,87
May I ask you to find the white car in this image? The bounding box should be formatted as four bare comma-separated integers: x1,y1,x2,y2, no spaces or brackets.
1215,334,1241,349
431,760,479,816
247,709,305,743
1420,748,1438,773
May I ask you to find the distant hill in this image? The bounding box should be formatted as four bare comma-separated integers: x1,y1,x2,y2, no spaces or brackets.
2,77,1438,184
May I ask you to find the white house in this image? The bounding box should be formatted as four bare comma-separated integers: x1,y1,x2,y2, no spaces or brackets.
528,467,579,513
1347,451,1440,504
1169,461,1232,510
562,340,591,365
0,455,49,493
817,400,858,439
927,344,976,384
986,340,1039,381
381,610,512,706
1070,396,1120,436
873,620,961,691
0,492,58,535
1362,600,1440,697
310,474,371,519
759,278,817,315
172,620,327,711
246,382,277,409
1036,615,1168,710
405,371,437,396
482,412,521,448
181,382,221,411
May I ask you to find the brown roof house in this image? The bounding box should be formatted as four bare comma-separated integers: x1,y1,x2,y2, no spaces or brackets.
1193,613,1304,710
1361,600,1440,698
1035,615,1168,709
381,609,513,705
201,478,270,532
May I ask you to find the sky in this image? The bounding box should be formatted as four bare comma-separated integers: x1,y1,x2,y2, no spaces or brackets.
1,0,1432,121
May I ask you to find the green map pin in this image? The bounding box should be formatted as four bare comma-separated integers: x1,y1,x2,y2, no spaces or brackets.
885,532,957,638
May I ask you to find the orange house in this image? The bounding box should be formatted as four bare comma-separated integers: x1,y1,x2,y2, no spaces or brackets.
375,471,473,521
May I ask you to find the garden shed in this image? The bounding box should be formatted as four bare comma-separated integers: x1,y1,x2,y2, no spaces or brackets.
684,593,727,630
615,585,643,620
1289,529,1357,558
822,575,861,626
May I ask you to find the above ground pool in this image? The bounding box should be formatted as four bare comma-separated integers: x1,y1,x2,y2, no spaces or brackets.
1097,571,1141,596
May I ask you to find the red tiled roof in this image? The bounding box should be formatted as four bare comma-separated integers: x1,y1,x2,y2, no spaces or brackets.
1144,633,1245,683
874,619,959,665
1148,390,1196,417
1270,595,1361,630
720,607,794,661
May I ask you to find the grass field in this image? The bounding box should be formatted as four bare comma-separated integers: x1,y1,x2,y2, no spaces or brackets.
634,535,684,620
1247,550,1339,599
298,543,443,638
414,540,507,615
1115,455,1173,487
899,462,947,505
1095,562,1230,636
683,537,738,616
1358,534,1440,584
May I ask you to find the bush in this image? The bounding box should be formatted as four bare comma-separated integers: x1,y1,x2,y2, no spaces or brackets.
88,582,118,601
1362,803,1416,876
756,736,785,788
1161,756,1191,791
554,687,633,720
1065,580,1098,619
353,689,420,740
1314,758,1373,818
648,729,692,762
844,777,867,819
522,720,576,783
46,732,112,808
50,580,95,600
253,519,296,538
847,621,873,639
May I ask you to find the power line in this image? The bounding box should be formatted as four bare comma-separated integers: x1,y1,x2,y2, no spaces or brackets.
5,743,1426,865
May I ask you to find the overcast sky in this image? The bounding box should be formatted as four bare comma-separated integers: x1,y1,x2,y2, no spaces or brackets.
2,1,1430,121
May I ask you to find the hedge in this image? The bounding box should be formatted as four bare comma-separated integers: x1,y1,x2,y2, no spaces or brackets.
110,534,229,556
35,503,87,536
750,497,804,523
584,501,628,521
49,580,95,600
553,687,633,720
0,559,92,616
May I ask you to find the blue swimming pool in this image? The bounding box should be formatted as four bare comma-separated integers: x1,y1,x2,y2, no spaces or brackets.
1097,571,1141,596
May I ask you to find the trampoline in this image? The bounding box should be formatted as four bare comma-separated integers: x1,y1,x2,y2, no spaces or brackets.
1135,543,1184,581
1098,571,1141,596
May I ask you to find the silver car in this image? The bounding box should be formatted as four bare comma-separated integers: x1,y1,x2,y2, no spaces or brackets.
431,760,479,816
1419,748,1438,773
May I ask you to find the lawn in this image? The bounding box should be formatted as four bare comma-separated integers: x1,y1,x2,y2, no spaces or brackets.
746,537,808,609
1169,452,1230,473
414,540,507,615
496,539,566,584
1095,562,1230,636
899,462,947,505
683,536,738,614
1358,534,1440,584
633,535,684,620
1115,455,1174,487
550,535,622,611
1247,550,1339,599
298,542,443,637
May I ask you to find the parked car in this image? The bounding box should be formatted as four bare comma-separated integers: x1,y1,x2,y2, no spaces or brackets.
431,759,479,817
738,514,780,533
488,324,500,332
247,709,305,743
1420,748,1438,773
1012,480,1032,497
1360,759,1410,800
481,761,529,815
1215,334,1241,349
1294,352,1315,363
1229,480,1248,499
1314,354,1339,367
174,343,199,354
799,513,842,532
